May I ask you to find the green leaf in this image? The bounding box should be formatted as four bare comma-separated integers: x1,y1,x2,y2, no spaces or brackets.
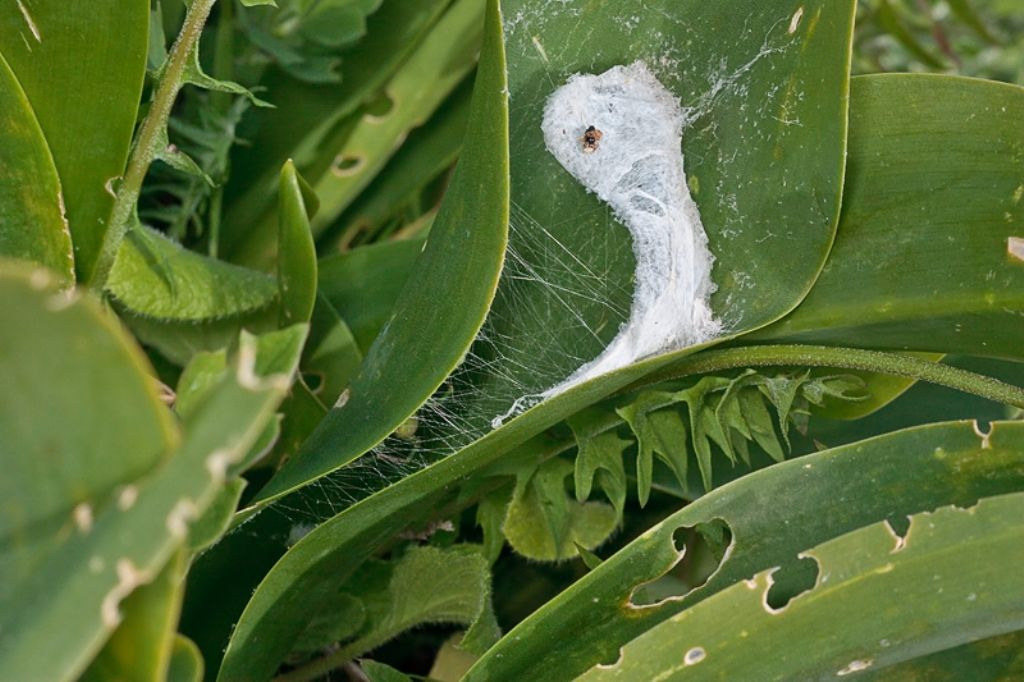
287,545,498,676
859,629,1024,681
616,393,688,506
222,0,451,264
754,75,1024,359
277,161,319,326
361,660,411,682
240,0,278,6
324,79,471,249
503,458,618,561
476,487,513,564
305,0,482,235
358,545,499,657
300,0,383,50
0,0,148,281
215,436,564,682
570,421,631,521
0,53,74,281
317,237,425,352
0,264,175,562
80,550,187,682
466,420,1024,680
187,478,247,553
0,325,303,681
181,42,272,107
301,296,363,406
106,226,279,321
254,0,508,502
119,306,279,367
577,493,1024,680
174,349,229,418
167,635,204,682
473,0,855,424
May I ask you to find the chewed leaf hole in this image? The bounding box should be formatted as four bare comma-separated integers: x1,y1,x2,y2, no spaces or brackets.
629,519,733,607
331,155,364,176
302,371,325,394
365,91,395,120
764,555,818,612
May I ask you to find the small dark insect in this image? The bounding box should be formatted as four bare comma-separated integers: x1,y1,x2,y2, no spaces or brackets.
581,125,603,153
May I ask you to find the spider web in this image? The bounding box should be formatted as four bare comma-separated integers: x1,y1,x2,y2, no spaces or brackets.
261,1,801,533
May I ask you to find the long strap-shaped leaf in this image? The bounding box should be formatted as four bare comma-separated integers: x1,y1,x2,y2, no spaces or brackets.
253,0,509,504
465,420,1024,680
755,74,1024,359
577,491,1024,680
0,0,147,282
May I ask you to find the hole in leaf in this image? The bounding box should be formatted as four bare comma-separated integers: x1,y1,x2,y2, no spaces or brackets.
365,90,395,120
302,372,324,394
886,514,911,540
764,555,818,611
331,155,364,176
629,518,733,607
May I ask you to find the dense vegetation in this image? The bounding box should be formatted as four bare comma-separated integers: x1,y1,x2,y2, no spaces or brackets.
1,0,1022,680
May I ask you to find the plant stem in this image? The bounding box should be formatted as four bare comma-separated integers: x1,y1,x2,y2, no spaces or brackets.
89,0,220,287
629,344,1024,409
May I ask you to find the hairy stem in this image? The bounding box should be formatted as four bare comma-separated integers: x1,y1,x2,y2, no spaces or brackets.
629,344,1024,409
89,0,219,287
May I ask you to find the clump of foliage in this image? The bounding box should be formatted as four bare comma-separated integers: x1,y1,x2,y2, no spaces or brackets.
1,1,1023,681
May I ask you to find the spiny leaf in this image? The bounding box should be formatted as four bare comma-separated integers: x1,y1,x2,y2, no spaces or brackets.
615,392,684,508
606,370,868,503
569,414,630,519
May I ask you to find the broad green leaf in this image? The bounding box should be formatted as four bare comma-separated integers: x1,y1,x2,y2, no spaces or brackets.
0,326,304,681
577,493,1024,681
0,54,73,280
754,75,1024,358
106,226,278,321
465,0,854,426
466,420,1024,680
317,236,425,352
80,550,187,682
222,0,452,264
255,0,859,524
277,160,319,325
254,0,508,502
0,0,148,282
0,263,175,568
859,629,1024,681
